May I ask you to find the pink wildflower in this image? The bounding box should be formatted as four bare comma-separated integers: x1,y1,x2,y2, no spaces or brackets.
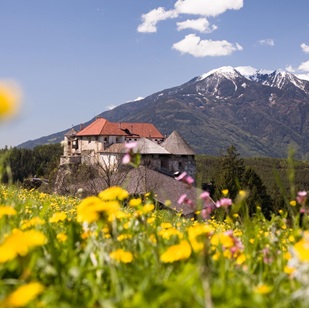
175,171,194,187
216,197,232,208
296,191,307,206
122,153,131,165
200,191,210,200
200,191,216,219
175,172,187,181
125,142,137,149
122,142,138,165
177,194,194,208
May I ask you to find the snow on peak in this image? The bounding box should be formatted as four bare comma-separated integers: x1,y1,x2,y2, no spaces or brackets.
235,66,258,77
198,66,239,81
196,66,308,93
133,96,144,101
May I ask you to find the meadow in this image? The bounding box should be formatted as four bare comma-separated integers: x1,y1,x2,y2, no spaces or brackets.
0,182,309,308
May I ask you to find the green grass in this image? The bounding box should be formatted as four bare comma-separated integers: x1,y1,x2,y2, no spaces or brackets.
0,184,308,307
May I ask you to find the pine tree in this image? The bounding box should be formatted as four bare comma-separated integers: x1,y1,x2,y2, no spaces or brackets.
242,167,273,219
215,145,245,199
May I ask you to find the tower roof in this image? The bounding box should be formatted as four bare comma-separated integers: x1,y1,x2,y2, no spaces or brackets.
161,131,195,155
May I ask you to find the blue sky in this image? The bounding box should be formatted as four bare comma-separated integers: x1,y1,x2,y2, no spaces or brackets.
1,0,309,148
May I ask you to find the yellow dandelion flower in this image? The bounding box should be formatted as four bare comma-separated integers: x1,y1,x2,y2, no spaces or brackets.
123,222,130,229
0,229,47,263
160,240,192,263
210,233,234,248
98,186,129,201
290,200,297,207
158,227,183,240
222,189,229,196
0,80,21,121
165,199,171,206
21,217,45,230
147,217,155,224
49,211,67,223
212,251,221,261
142,203,154,213
294,237,309,262
117,234,132,241
129,198,142,207
188,224,214,252
0,282,44,307
238,190,247,197
0,205,16,219
161,222,172,229
56,232,68,242
77,196,102,223
109,249,133,263
284,265,296,275
254,284,272,294
288,235,295,242
77,196,120,223
149,234,157,244
236,253,246,265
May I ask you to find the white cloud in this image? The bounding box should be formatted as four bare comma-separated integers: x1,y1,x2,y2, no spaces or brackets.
285,65,295,73
295,73,309,81
174,0,244,16
176,18,217,33
137,7,178,33
172,34,243,57
258,39,275,47
298,60,309,72
301,43,309,53
137,0,243,33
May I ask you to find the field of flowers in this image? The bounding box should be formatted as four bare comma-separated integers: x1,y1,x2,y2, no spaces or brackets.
0,183,309,308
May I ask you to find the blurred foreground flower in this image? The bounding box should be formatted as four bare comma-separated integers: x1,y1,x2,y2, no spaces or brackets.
77,196,120,224
0,205,16,219
0,282,44,307
0,80,22,121
0,229,47,263
110,249,133,263
160,240,192,263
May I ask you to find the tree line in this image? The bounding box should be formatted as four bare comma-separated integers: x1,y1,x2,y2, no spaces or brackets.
196,146,309,218
0,144,62,184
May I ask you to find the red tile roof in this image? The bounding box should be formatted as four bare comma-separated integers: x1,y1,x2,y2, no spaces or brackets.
76,117,164,139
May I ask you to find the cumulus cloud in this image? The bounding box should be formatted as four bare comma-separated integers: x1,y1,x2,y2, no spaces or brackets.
137,7,178,33
172,34,243,57
174,0,244,16
301,43,309,53
296,73,309,81
137,0,244,58
137,0,243,33
285,65,295,73
176,18,217,33
258,39,275,47
298,60,309,72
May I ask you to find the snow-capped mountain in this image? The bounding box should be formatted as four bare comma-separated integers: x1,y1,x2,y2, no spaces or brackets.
197,66,309,94
19,66,309,159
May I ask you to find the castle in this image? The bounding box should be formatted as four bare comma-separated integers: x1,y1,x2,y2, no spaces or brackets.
60,117,196,178
59,117,203,217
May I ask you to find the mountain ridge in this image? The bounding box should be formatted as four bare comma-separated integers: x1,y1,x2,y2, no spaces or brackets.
18,66,309,159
